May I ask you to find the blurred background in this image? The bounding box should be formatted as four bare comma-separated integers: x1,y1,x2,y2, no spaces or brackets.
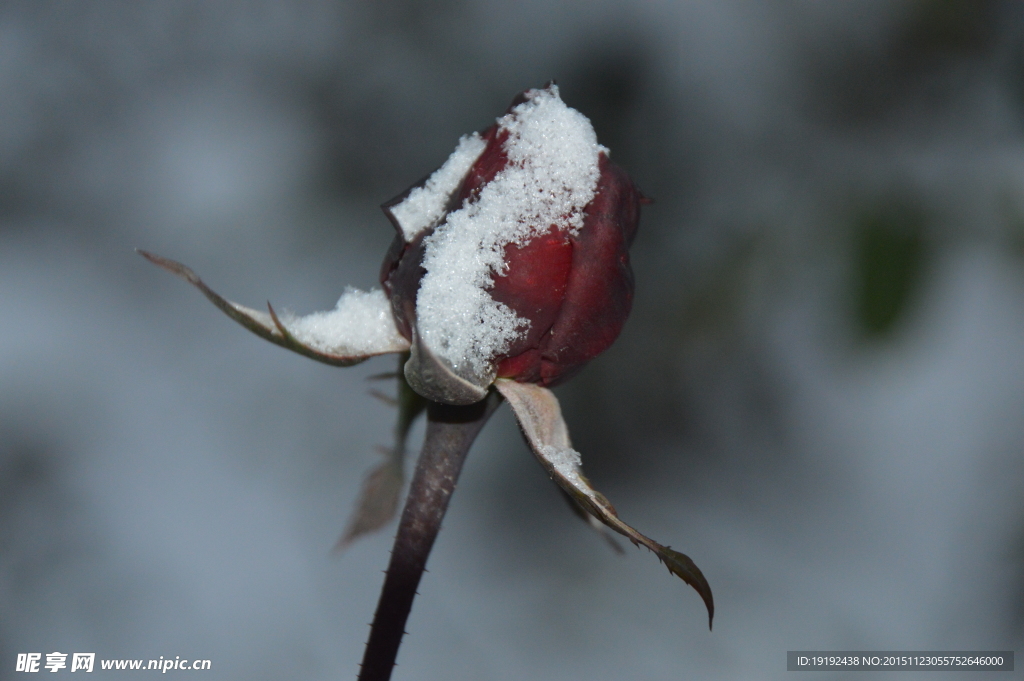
3,1,1024,679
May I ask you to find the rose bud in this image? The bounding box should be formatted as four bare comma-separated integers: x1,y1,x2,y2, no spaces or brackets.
138,84,713,629
380,84,644,405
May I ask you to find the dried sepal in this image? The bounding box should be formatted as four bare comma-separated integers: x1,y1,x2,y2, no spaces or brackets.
368,389,399,407
403,326,491,405
494,378,714,629
337,354,428,549
556,486,625,554
138,250,409,366
336,446,405,550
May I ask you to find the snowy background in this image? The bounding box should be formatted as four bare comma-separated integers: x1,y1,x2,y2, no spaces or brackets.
3,1,1024,679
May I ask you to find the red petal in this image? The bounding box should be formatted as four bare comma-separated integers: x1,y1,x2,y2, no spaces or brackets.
536,154,642,386
492,227,574,382
456,125,507,202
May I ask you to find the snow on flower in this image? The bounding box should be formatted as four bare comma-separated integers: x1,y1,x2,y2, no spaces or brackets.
139,84,712,631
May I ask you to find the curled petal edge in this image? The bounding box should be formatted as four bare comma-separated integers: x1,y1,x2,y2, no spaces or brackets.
138,250,410,366
494,378,714,630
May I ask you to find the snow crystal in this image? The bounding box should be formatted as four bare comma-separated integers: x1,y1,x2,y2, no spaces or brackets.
416,85,602,383
538,444,583,478
283,287,407,356
389,133,487,242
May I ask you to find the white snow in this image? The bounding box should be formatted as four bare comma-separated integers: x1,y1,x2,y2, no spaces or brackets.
538,444,583,478
415,85,602,384
388,133,487,241
282,287,408,356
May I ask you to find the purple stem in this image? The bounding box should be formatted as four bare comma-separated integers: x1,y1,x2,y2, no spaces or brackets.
357,391,502,681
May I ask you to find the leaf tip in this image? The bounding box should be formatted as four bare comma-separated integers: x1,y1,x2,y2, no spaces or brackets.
136,249,202,286
266,301,288,336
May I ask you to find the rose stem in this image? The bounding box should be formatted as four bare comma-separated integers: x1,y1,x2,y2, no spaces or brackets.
357,390,502,681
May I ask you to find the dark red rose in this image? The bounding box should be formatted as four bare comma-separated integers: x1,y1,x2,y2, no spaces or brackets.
140,85,711,635
380,84,643,405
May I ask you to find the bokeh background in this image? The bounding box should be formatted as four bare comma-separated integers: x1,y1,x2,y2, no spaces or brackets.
3,1,1024,679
